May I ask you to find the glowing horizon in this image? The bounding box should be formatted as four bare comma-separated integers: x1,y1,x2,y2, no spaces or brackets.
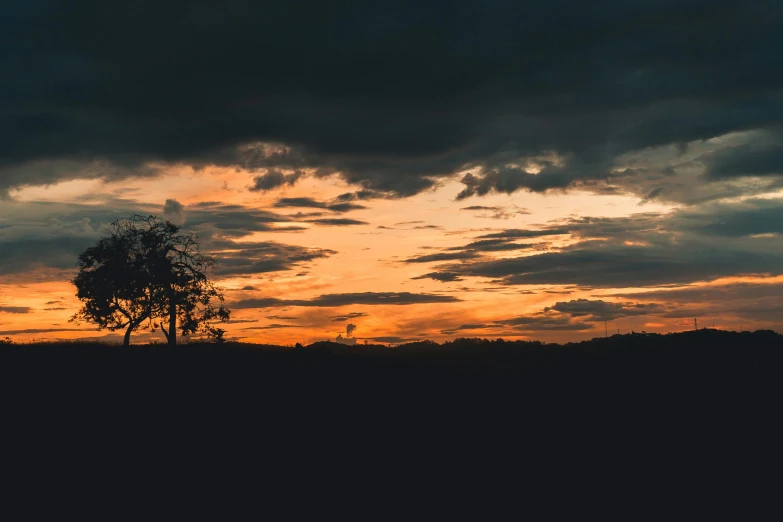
2,158,782,346
2,2,782,345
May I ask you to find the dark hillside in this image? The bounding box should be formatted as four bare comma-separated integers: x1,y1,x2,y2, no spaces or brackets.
2,329,780,400
2,328,781,509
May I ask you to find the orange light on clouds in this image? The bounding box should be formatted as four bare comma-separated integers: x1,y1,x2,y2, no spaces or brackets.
2,163,781,345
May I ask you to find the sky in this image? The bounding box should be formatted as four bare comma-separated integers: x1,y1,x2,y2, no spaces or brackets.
2,0,783,344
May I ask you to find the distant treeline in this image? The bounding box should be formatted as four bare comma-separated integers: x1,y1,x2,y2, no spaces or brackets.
3,328,780,369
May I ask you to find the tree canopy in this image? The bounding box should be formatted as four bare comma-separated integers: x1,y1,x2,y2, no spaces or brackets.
72,215,230,346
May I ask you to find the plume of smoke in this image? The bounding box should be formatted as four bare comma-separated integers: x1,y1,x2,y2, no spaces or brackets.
163,198,186,225
346,324,356,337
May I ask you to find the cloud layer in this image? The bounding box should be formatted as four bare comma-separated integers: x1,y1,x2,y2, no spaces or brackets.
414,198,783,288
2,1,781,201
233,292,461,309
2,2,782,343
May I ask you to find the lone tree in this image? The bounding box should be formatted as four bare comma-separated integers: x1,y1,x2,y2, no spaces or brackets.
72,215,230,346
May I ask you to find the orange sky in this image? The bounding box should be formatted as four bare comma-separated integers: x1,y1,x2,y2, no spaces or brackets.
3,154,782,346
2,1,782,346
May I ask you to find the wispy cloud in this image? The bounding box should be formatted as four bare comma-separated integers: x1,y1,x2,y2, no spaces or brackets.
233,292,461,309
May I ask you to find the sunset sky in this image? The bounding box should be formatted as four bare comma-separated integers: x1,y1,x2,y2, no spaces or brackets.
2,1,782,344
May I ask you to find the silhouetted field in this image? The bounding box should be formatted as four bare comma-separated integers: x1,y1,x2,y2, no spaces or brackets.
3,328,781,507
3,327,781,365
3,329,781,402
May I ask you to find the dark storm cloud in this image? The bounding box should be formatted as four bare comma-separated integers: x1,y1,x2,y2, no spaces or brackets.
210,240,335,276
241,324,297,330
613,282,783,302
334,190,381,202
249,169,305,192
477,229,570,240
163,198,185,224
701,141,783,179
653,297,783,322
0,328,93,335
675,198,783,237
451,238,539,253
0,200,328,277
0,198,165,276
304,218,368,226
273,197,322,208
183,203,306,234
439,323,502,335
273,197,367,213
719,300,783,322
495,315,593,332
443,241,783,288
2,1,781,198
544,299,664,321
0,229,100,276
403,251,481,264
425,198,783,287
480,299,661,333
412,272,464,282
531,200,783,242
0,306,32,314
233,292,460,309
330,312,369,322
610,281,783,324
441,298,662,334
488,299,657,333
456,168,575,200
405,212,669,277
403,230,542,269
0,159,163,199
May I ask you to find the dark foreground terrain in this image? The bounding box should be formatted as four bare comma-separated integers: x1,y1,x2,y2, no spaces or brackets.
3,329,782,514
4,328,781,391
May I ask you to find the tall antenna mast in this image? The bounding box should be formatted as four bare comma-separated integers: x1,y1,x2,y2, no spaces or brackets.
694,318,698,330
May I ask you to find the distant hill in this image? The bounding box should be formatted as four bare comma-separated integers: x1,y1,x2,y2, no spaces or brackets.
2,327,781,500
2,328,780,370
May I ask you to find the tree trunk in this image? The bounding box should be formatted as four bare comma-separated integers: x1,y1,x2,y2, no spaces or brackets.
124,318,143,347
167,293,177,346
124,323,134,347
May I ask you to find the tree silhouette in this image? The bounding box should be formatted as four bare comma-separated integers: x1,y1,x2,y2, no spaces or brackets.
72,215,230,346
71,218,161,346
